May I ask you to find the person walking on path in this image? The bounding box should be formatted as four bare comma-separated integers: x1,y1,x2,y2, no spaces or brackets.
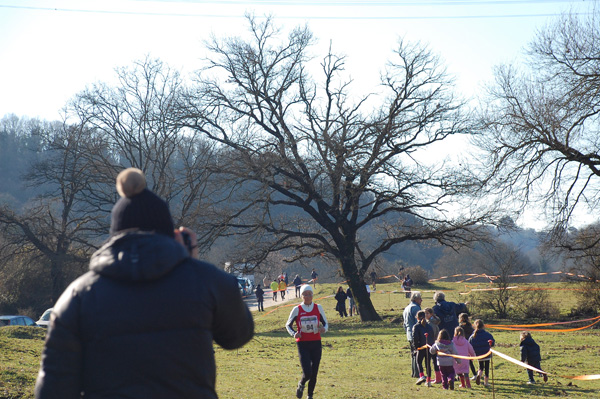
403,291,422,378
310,268,318,286
430,329,461,390
453,326,475,388
255,284,265,312
468,319,495,387
270,279,279,302
34,168,253,399
279,279,287,300
286,285,328,399
402,275,413,298
334,286,348,317
294,275,302,298
412,310,434,387
520,331,547,384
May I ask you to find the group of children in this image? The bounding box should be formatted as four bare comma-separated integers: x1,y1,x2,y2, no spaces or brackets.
413,311,546,389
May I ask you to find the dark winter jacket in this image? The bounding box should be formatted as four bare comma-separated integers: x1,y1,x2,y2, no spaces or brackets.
460,321,474,340
468,329,495,359
433,300,467,335
412,322,435,351
35,231,254,399
255,286,265,301
520,335,541,364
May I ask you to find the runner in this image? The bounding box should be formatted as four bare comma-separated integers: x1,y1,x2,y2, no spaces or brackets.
286,285,328,399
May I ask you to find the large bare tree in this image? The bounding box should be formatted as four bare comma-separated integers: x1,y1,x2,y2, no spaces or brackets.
179,17,491,321
475,8,600,242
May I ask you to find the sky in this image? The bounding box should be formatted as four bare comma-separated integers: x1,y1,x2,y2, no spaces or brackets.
0,0,592,228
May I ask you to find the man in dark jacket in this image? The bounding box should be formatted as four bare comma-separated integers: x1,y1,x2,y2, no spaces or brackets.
35,168,254,399
432,291,467,335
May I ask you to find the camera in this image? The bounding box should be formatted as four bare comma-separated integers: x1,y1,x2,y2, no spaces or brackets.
181,231,193,254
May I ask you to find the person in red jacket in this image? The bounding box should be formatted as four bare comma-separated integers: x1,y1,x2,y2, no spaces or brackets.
286,285,328,399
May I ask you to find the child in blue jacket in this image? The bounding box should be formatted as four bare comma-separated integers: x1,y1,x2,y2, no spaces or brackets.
468,319,494,387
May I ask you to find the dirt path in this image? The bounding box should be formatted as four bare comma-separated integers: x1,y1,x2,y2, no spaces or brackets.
244,286,300,312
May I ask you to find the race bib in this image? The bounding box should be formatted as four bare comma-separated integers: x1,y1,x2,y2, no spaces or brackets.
300,315,319,333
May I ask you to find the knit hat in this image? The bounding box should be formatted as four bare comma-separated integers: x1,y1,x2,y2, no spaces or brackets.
110,168,174,238
300,284,313,296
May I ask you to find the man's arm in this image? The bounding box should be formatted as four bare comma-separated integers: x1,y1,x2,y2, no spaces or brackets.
35,286,84,399
212,274,254,350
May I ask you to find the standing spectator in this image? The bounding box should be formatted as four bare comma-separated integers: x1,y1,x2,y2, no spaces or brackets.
370,270,377,291
403,291,422,378
429,329,461,390
402,275,413,298
424,307,441,384
453,327,475,388
412,310,434,386
255,284,265,312
284,272,289,286
286,285,328,399
34,168,254,399
468,319,495,387
334,287,348,317
310,268,318,286
346,287,357,316
279,279,287,300
432,291,467,335
293,275,302,298
270,279,279,302
459,313,477,380
520,331,547,384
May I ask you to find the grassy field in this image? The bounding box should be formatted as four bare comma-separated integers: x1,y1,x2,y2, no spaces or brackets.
2,282,599,398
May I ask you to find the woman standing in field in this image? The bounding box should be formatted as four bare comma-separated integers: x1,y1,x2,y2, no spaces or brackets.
286,285,328,399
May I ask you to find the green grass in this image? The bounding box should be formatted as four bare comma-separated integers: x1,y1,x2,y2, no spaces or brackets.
1,282,599,398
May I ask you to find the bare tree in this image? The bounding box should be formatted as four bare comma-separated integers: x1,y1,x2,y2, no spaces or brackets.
179,17,492,321
475,8,600,241
68,56,220,252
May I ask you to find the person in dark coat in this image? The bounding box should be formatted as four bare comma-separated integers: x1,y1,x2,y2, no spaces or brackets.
255,284,265,311
520,331,547,384
432,291,467,336
468,319,495,387
412,310,434,386
34,168,254,399
459,312,477,379
334,286,348,317
293,275,302,298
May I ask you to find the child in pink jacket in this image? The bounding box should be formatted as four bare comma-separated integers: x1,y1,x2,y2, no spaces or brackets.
453,326,475,388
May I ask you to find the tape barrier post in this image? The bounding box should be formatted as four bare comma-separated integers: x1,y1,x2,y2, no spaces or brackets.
425,333,430,383
489,339,495,399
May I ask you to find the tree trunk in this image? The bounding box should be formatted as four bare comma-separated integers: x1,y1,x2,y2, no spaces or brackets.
339,257,381,321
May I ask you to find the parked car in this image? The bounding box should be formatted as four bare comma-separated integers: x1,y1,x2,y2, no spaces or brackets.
237,277,254,297
0,315,38,327
36,308,53,328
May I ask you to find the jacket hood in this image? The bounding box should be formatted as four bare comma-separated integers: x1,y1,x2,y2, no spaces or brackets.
90,231,188,282
437,300,453,313
520,336,536,347
437,339,453,349
453,336,468,347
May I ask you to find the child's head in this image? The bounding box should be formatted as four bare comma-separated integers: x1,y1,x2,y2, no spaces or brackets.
424,307,434,320
454,326,465,337
458,312,470,324
437,329,450,341
416,310,426,324
520,331,531,341
474,319,485,331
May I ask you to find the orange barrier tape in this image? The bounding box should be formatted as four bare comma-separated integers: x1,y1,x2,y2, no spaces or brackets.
436,349,493,361
486,316,600,332
487,315,600,329
430,270,599,283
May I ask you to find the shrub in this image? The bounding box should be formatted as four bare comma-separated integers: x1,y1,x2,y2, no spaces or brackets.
403,266,428,285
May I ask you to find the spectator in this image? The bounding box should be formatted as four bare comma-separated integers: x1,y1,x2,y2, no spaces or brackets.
310,268,318,286
403,291,422,378
34,168,253,399
412,310,434,386
429,329,461,390
402,275,413,298
520,331,547,385
424,307,441,384
255,284,265,312
334,287,348,317
346,287,357,316
453,326,475,388
432,291,467,335
468,319,495,387
293,274,302,298
459,313,477,379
